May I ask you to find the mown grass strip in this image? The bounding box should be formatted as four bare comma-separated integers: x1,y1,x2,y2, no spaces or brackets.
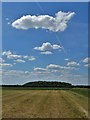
69,88,90,97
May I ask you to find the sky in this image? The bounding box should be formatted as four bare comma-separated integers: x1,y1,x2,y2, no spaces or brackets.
1,2,89,85
2,0,89,2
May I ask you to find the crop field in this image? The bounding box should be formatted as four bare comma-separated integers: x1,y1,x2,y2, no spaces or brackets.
2,88,90,119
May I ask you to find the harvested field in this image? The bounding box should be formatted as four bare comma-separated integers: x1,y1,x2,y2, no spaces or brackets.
2,88,89,118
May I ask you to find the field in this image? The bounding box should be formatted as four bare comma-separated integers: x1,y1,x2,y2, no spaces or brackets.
0,88,2,120
2,88,89,118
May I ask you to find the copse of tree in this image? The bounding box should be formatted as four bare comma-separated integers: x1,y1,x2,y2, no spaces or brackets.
23,81,72,88
1,82,89,88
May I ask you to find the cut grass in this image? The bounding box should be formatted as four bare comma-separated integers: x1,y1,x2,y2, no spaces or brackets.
2,88,89,118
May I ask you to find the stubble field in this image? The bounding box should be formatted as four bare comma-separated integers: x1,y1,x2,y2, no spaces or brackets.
2,88,89,118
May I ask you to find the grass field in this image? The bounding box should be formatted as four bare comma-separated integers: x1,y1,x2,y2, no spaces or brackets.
2,88,89,118
0,88,2,120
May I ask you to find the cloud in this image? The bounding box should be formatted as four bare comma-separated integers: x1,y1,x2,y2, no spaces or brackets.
2,51,36,61
34,42,62,51
12,11,75,32
14,59,26,63
2,64,87,85
64,58,69,61
6,18,9,21
0,57,13,67
7,54,21,59
13,63,16,65
33,64,77,76
9,70,30,75
82,57,90,63
34,67,48,73
3,51,22,59
7,22,10,25
23,55,36,61
84,64,90,67
67,61,80,67
40,51,53,55
28,56,36,61
23,56,29,59
47,64,76,71
0,63,13,67
2,69,87,85
82,57,90,67
0,55,13,68
3,70,30,78
47,64,61,70
0,58,5,63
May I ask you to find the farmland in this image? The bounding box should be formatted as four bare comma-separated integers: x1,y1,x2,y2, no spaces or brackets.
2,88,89,118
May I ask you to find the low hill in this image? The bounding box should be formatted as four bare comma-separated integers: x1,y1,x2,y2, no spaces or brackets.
23,81,72,88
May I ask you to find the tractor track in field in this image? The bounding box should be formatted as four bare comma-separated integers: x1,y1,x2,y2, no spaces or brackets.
61,90,89,118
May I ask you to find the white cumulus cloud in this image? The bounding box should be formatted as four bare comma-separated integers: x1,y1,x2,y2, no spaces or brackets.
67,61,80,67
0,63,13,67
34,67,48,73
14,59,26,63
34,42,62,51
82,57,90,63
12,11,75,32
33,64,77,77
23,55,36,61
2,51,22,59
2,51,36,61
47,64,75,71
82,57,90,67
47,64,61,70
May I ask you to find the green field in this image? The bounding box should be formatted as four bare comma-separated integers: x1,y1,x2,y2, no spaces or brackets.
2,88,90,118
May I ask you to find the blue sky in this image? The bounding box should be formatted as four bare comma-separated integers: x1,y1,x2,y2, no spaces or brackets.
1,2,89,85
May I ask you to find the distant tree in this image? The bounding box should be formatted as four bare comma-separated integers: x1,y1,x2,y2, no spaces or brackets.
23,81,72,88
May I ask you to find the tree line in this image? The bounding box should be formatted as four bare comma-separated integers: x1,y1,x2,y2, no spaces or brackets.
1,81,89,88
23,81,72,88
